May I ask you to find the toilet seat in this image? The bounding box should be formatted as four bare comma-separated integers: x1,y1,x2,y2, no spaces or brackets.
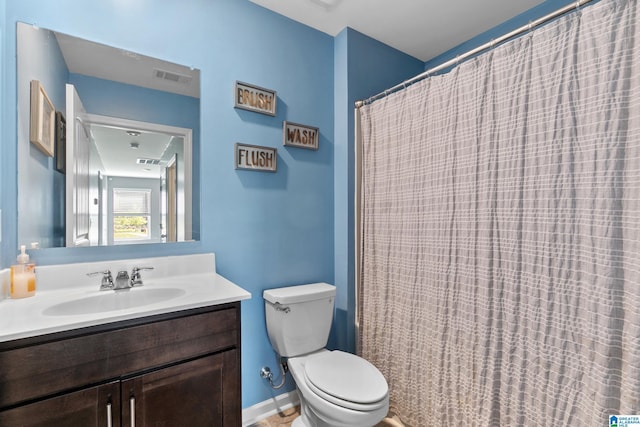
302,351,388,411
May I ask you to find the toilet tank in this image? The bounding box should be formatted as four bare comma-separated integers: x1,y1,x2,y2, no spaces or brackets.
263,283,336,358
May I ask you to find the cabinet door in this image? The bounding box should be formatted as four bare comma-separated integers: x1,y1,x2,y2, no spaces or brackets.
122,351,239,427
0,381,120,427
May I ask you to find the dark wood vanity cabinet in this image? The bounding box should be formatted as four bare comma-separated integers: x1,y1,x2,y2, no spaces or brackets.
123,350,241,426
0,302,241,426
0,381,120,427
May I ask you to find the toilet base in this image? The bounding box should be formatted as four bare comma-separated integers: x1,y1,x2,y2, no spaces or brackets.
291,391,330,427
292,384,387,427
291,416,306,427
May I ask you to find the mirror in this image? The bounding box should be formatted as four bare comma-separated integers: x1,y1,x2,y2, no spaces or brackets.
16,22,200,248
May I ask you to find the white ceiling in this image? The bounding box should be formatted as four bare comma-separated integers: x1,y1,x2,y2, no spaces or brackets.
55,32,200,98
90,124,176,179
250,0,545,62
53,0,545,95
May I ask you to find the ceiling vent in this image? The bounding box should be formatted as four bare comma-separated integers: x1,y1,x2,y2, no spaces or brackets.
136,158,161,165
309,0,343,9
153,68,193,85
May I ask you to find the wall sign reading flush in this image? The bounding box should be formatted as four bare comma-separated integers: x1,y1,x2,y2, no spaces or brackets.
234,81,277,116
235,143,277,172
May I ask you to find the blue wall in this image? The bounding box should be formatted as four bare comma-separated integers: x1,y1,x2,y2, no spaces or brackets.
16,23,69,248
333,28,423,352
69,74,200,134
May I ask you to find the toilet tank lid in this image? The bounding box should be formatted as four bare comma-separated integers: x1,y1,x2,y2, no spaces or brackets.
263,283,336,304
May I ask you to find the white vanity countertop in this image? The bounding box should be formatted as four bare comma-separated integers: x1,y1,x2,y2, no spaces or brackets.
0,253,251,342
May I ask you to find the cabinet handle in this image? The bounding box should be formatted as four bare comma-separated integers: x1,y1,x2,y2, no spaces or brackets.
130,396,136,427
106,402,112,427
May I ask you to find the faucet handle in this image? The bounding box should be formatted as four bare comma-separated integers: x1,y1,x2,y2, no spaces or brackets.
131,266,154,287
88,270,114,291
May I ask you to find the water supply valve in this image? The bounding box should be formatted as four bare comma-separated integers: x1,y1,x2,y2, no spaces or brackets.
260,363,287,390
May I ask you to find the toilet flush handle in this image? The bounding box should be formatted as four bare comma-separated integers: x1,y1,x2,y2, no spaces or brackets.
274,302,290,313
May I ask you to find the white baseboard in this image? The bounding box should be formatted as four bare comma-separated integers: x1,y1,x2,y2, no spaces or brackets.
242,390,300,427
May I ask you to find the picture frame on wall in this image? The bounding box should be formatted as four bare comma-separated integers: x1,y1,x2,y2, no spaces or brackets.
29,80,56,157
234,81,277,116
283,121,319,150
234,143,277,172
55,111,66,173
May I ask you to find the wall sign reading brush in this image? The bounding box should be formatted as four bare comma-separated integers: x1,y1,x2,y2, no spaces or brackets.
234,81,277,116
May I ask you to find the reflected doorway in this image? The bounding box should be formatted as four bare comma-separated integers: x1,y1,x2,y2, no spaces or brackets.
82,114,192,246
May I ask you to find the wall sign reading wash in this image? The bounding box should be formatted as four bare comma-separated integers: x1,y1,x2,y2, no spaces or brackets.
235,143,277,172
283,121,319,150
234,81,277,116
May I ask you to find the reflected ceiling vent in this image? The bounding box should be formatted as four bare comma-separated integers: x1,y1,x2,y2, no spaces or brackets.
136,158,161,165
153,68,193,85
309,0,344,9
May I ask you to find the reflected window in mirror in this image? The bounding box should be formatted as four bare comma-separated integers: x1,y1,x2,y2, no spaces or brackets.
112,188,151,244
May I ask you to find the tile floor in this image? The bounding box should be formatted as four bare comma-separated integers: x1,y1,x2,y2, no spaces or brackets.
249,406,405,427
249,405,299,427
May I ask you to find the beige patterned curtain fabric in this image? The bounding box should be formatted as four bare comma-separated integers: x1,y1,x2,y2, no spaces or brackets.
358,0,640,425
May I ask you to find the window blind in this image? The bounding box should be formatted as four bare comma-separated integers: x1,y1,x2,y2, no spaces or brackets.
113,189,151,214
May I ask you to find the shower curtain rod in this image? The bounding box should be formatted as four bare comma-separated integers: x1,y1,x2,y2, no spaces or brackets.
355,0,595,108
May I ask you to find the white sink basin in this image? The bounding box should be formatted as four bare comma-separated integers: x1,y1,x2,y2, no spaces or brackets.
0,254,252,342
43,287,186,316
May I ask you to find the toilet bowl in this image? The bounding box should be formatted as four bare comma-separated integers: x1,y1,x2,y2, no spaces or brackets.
288,349,389,427
263,283,389,427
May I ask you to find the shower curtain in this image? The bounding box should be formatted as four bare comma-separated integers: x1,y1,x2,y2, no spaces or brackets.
357,0,640,425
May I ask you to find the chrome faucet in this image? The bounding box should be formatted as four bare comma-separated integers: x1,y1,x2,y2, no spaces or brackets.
88,266,154,291
114,271,131,290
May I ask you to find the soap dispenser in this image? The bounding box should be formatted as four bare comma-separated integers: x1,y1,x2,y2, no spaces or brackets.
10,245,36,299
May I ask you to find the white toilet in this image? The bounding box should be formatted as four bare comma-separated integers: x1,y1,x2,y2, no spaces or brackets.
263,283,389,427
